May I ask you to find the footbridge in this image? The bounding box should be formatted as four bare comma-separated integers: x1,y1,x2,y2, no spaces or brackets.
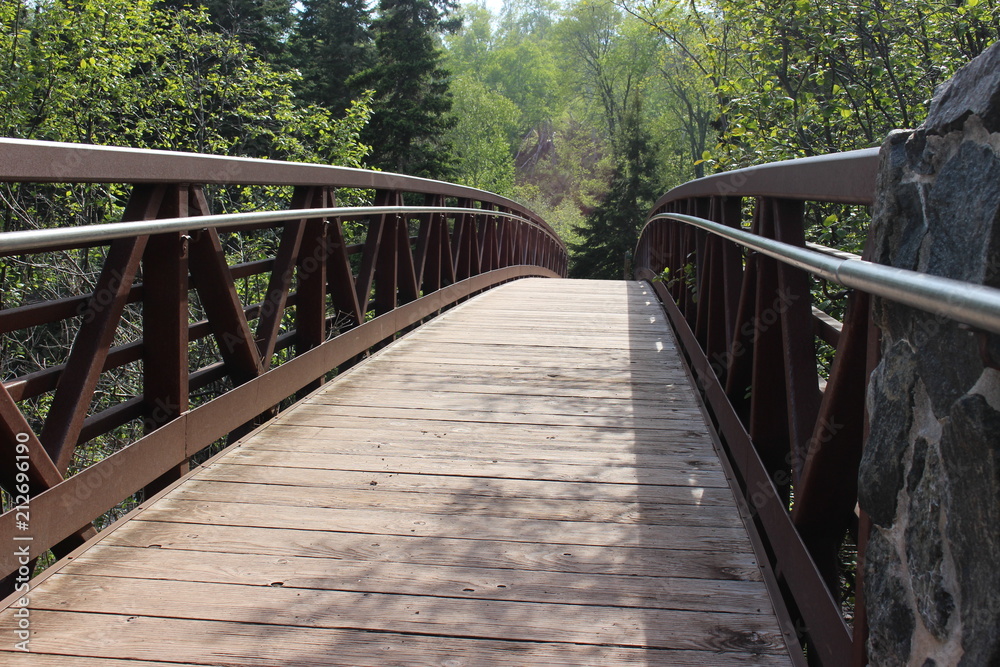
0,123,998,666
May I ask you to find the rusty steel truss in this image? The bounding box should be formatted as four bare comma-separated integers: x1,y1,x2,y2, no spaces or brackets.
0,139,567,594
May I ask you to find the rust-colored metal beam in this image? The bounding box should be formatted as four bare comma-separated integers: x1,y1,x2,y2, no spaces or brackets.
39,221,152,472
355,190,395,315
141,185,192,497
772,199,822,480
255,188,313,369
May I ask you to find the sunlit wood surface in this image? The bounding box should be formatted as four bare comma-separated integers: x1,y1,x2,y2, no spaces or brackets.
0,278,793,665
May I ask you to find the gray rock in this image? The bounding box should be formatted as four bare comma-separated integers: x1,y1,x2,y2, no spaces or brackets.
924,41,1000,134
866,529,915,665
862,40,1000,667
859,341,916,527
940,394,1000,666
925,141,1000,284
904,439,954,640
871,132,921,271
912,320,982,418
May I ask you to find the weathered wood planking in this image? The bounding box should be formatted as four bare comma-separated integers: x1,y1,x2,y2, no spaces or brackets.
0,278,794,665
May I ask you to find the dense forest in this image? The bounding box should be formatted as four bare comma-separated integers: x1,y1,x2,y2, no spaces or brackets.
2,0,999,277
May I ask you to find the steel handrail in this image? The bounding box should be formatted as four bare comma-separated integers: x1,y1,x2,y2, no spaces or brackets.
0,137,565,249
650,148,880,208
648,211,1000,335
0,205,559,254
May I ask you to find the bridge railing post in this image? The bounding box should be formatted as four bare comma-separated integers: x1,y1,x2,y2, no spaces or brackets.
141,184,192,497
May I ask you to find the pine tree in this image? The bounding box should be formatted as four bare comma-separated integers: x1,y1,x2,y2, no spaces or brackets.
353,0,459,178
290,0,373,113
157,0,294,62
569,104,659,280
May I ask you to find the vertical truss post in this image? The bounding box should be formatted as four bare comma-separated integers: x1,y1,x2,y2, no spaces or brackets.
356,190,394,317
746,198,793,499
296,187,333,396
773,198,822,480
141,185,192,497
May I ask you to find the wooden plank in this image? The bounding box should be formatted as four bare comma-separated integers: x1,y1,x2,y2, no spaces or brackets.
1,655,200,667
26,574,789,653
131,498,754,552
311,376,696,399
240,419,717,450
236,434,721,466
361,358,689,377
196,463,732,505
212,448,730,486
167,479,745,528
305,388,700,417
0,610,790,666
262,410,707,444
66,544,771,613
245,422,715,449
105,520,766,580
283,403,708,429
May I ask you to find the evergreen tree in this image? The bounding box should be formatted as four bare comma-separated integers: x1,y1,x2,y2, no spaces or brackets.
569,103,659,279
157,0,294,61
353,0,459,178
290,0,373,113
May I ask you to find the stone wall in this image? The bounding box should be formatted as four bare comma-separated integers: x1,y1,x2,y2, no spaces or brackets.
859,43,1000,665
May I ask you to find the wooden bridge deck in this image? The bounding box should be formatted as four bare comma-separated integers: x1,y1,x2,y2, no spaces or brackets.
1,278,793,665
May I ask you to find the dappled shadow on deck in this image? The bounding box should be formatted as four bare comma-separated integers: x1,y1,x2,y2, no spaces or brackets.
0,279,791,666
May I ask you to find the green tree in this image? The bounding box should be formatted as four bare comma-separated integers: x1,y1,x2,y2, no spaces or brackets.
290,0,373,113
157,0,295,61
719,0,1000,163
354,0,459,177
570,100,659,278
624,0,1000,170
446,2,563,132
0,0,370,163
556,1,658,148
446,76,521,195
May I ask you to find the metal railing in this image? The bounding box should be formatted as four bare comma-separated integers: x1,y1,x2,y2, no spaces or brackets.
651,211,1000,335
0,139,568,592
635,149,884,666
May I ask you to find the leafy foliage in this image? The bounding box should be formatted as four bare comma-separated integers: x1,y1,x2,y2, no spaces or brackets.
446,76,521,195
156,0,296,61
0,0,372,164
